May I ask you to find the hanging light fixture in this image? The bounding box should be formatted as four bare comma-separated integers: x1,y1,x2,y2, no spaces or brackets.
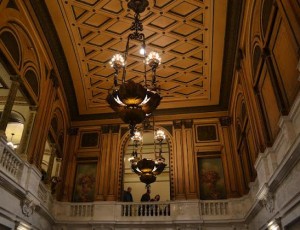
129,117,167,185
7,133,17,149
107,0,162,136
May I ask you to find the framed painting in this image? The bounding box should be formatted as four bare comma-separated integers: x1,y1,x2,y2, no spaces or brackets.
195,124,219,143
72,162,97,202
198,157,226,200
80,132,99,148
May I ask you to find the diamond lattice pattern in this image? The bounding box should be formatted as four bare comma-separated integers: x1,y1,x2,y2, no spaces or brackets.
59,0,214,111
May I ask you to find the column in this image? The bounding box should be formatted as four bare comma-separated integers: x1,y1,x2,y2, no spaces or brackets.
182,119,198,199
46,145,56,182
106,125,121,201
0,75,21,139
219,116,240,197
173,120,185,199
55,157,62,177
17,106,38,160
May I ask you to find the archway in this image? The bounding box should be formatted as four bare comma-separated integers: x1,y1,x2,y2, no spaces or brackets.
123,127,171,202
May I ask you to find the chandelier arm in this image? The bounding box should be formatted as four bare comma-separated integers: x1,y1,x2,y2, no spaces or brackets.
113,69,118,87
143,39,147,87
152,66,156,88
122,67,126,84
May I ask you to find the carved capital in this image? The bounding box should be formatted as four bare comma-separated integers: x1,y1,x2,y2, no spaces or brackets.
29,105,38,112
101,125,110,134
173,120,182,129
183,119,193,129
111,125,120,133
10,74,21,84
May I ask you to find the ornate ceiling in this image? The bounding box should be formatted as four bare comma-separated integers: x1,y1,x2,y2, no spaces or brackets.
33,0,241,120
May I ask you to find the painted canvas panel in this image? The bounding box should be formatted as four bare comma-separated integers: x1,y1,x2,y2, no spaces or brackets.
72,162,97,202
198,157,226,200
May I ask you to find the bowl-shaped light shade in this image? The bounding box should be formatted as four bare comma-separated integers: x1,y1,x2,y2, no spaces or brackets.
140,174,156,184
107,81,162,125
141,90,162,115
130,157,167,185
118,80,147,106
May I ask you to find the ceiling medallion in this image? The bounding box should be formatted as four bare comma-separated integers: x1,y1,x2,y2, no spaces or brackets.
107,0,162,136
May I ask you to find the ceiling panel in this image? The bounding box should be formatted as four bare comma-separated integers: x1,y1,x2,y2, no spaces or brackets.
41,0,232,118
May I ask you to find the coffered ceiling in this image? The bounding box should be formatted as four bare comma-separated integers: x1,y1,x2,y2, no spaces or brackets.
31,0,242,120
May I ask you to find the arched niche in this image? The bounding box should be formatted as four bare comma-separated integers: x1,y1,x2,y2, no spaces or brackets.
261,0,274,39
1,110,25,150
122,126,171,202
0,30,21,66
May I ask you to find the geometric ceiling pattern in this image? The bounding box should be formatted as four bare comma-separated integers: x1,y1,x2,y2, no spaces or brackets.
45,0,227,115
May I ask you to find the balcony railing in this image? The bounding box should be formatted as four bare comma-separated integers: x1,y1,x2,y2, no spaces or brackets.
0,141,23,181
1,91,300,227
121,202,171,217
0,136,248,224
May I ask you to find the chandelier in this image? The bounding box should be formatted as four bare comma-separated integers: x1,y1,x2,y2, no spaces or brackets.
107,0,162,136
129,117,167,185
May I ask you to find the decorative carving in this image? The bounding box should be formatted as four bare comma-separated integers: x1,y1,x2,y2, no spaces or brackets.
101,125,110,134
173,120,182,129
21,199,35,217
261,192,274,213
183,119,193,129
111,125,120,133
257,184,274,213
29,105,38,111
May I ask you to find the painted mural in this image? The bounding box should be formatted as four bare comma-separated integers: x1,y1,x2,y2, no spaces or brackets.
198,157,226,200
72,162,97,202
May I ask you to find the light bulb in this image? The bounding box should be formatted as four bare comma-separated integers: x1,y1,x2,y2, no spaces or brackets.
140,47,145,55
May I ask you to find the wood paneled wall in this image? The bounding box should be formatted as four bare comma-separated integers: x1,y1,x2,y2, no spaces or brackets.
228,0,300,194
0,0,299,201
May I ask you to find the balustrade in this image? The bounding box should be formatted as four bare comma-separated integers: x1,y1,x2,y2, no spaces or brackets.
121,202,170,217
199,200,228,215
0,140,23,181
70,204,94,217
